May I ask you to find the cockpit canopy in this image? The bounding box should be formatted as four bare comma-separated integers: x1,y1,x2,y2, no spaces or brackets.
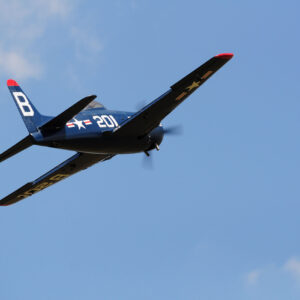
83,100,106,110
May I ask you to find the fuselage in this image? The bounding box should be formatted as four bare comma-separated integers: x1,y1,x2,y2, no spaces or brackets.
32,107,164,154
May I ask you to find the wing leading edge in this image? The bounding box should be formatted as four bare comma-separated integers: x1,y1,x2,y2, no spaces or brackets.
0,153,114,206
113,53,233,137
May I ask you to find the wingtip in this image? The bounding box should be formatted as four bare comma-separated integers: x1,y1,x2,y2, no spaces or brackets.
7,79,19,86
215,53,234,59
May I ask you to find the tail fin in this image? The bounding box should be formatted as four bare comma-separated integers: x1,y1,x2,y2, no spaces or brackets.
7,79,43,133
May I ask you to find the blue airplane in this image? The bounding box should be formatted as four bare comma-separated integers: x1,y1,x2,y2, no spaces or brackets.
0,53,233,206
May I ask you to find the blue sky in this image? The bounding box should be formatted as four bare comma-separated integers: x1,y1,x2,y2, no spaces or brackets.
0,0,300,299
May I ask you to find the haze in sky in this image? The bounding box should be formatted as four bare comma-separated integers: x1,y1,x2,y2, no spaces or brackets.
0,1,300,299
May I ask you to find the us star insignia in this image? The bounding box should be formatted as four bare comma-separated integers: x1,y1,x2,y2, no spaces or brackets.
73,118,86,130
186,81,201,91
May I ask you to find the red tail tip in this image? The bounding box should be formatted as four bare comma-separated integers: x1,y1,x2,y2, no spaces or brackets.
7,79,19,86
215,53,234,59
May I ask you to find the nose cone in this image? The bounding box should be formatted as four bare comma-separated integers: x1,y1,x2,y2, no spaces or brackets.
149,126,164,148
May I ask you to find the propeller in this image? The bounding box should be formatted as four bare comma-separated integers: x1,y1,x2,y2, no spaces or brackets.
142,151,154,169
142,124,183,169
163,125,183,136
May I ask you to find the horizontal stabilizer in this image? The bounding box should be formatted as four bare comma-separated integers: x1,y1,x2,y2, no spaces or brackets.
39,95,97,131
0,135,33,163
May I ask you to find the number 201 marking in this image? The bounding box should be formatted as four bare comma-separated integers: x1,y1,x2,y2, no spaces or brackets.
93,115,119,128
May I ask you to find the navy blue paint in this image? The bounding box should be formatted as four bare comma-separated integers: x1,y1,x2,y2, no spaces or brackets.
0,54,233,205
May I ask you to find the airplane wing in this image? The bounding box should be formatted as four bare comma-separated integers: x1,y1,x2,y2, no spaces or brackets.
113,53,233,137
0,152,113,206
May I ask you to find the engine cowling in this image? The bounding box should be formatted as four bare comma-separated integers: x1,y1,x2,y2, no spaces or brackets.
147,125,164,151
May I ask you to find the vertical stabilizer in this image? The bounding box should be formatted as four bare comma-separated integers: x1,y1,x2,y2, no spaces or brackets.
7,79,43,133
